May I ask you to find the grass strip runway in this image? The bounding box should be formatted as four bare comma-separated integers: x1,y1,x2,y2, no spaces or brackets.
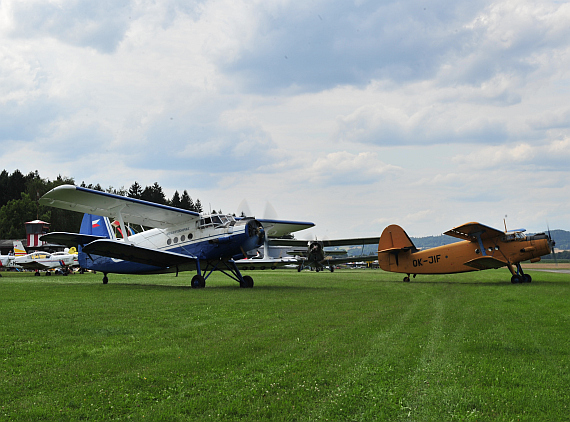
1,269,569,421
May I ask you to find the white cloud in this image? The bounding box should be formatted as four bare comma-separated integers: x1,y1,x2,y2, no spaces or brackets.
1,0,570,238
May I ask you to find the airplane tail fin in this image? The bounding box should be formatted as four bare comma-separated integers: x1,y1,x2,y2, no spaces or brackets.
13,240,26,257
378,225,417,253
79,214,116,240
377,225,417,272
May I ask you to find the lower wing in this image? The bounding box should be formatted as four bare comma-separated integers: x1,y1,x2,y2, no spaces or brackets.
464,256,506,270
82,240,197,268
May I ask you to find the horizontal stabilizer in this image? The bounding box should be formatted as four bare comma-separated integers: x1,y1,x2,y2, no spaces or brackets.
83,240,197,268
40,232,108,248
377,246,415,254
464,256,506,270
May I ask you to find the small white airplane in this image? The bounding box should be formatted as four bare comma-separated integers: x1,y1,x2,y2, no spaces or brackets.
10,240,78,275
39,185,314,287
0,254,14,270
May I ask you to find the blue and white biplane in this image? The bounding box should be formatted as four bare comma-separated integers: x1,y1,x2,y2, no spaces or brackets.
39,185,314,288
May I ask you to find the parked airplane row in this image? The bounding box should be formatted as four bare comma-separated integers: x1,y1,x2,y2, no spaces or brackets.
0,240,78,275
36,184,555,287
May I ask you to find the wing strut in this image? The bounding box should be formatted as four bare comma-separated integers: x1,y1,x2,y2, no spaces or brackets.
474,231,487,256
115,205,130,245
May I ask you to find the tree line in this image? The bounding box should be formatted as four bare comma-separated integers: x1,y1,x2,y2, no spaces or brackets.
0,169,208,239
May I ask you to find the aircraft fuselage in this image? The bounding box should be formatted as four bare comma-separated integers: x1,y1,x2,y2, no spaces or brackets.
378,233,551,275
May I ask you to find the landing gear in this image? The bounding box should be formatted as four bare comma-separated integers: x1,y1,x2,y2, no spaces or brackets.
509,263,531,283
403,274,410,282
102,274,108,284
240,275,254,288
191,275,206,288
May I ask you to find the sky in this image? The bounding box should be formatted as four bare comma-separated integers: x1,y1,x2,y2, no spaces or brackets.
1,0,570,239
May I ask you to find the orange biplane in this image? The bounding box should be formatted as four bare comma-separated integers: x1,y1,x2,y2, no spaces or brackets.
377,222,555,283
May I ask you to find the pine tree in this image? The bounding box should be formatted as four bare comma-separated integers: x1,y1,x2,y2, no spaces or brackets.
171,190,181,208
128,182,143,199
180,190,194,211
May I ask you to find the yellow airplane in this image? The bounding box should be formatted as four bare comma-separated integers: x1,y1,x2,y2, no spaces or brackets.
377,222,555,283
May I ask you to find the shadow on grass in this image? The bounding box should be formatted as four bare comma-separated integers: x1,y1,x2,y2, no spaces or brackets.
100,283,333,292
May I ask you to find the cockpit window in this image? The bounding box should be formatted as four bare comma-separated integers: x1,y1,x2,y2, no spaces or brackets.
198,214,235,229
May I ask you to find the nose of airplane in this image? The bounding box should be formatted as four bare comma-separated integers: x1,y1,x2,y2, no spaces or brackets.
247,219,265,247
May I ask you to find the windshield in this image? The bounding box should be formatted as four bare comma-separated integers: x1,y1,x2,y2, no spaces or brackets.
198,214,235,229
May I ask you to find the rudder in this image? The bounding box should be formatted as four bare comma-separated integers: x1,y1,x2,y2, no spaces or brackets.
80,214,116,239
378,225,417,252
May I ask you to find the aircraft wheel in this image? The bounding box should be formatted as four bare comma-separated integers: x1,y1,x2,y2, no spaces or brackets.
103,275,109,284
34,272,41,276
330,266,334,273
511,275,521,284
523,274,532,283
271,266,276,270
46,271,51,276
297,266,301,272
403,276,410,282
191,275,205,288
241,275,254,288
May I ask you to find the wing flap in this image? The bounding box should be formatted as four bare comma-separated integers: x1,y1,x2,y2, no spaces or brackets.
40,185,200,229
82,240,197,268
464,256,506,270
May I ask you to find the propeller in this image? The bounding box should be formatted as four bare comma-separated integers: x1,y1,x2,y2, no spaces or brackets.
547,223,557,265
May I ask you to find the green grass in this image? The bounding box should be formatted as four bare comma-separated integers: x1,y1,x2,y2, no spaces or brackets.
1,269,570,421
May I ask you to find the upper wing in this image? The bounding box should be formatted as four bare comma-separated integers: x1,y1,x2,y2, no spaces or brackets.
82,240,198,268
40,185,200,229
269,237,380,247
443,222,505,241
256,219,314,238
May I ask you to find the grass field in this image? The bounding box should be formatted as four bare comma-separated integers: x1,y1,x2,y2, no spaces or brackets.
1,268,570,421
